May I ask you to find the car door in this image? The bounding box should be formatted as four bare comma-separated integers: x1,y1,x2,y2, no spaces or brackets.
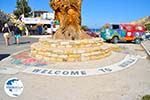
112,24,125,39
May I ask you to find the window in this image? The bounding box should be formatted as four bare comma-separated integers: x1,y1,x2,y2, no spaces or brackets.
112,25,120,29
136,26,143,31
125,25,133,31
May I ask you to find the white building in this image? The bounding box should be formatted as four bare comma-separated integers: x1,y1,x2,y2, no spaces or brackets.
22,10,55,25
21,10,59,35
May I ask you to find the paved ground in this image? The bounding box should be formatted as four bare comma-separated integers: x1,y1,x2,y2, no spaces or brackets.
0,33,38,54
0,34,150,100
0,33,38,60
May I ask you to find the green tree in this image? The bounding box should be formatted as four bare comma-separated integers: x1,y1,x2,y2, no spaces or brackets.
145,24,150,31
0,10,10,25
81,25,89,31
142,95,150,100
13,0,31,18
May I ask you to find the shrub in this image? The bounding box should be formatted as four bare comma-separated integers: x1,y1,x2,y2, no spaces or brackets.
142,95,150,100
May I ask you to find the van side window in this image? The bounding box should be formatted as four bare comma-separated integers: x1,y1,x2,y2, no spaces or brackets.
112,25,120,30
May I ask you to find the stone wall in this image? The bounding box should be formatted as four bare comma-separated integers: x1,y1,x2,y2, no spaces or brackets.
31,38,112,62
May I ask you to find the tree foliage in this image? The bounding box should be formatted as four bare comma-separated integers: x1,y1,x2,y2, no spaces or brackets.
81,25,89,31
142,95,150,100
13,0,31,18
0,10,9,24
145,24,150,31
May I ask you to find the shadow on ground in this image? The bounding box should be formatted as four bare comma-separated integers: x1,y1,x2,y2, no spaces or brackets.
11,41,31,45
0,54,10,61
19,41,30,44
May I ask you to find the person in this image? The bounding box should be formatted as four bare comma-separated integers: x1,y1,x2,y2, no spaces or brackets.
52,24,56,35
37,25,43,35
2,23,11,46
14,25,21,45
43,26,48,35
24,26,29,36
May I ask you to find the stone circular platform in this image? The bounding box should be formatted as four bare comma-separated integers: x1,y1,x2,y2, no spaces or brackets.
31,38,112,62
0,49,142,76
0,43,146,77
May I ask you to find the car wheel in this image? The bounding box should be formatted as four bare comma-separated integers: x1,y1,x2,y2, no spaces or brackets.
135,38,141,44
111,37,119,44
126,40,132,43
106,40,111,43
148,36,150,40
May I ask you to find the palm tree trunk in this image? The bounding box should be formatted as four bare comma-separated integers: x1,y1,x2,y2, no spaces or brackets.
50,0,90,40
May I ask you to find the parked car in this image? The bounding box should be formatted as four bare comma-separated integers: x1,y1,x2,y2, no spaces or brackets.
85,29,99,38
145,31,150,40
100,24,146,44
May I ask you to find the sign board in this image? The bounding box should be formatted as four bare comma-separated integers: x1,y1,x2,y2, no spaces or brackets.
22,18,53,25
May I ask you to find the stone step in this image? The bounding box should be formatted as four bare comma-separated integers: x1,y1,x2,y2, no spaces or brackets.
30,38,112,62
31,43,111,54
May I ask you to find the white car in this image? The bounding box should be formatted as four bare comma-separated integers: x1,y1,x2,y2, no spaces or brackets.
46,28,52,34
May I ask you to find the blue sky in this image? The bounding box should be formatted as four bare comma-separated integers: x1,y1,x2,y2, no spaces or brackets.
1,0,150,28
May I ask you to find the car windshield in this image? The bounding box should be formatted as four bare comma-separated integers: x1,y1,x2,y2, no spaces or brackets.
124,25,134,31
136,26,143,31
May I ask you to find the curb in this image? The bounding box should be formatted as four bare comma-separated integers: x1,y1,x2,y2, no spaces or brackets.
141,41,150,59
